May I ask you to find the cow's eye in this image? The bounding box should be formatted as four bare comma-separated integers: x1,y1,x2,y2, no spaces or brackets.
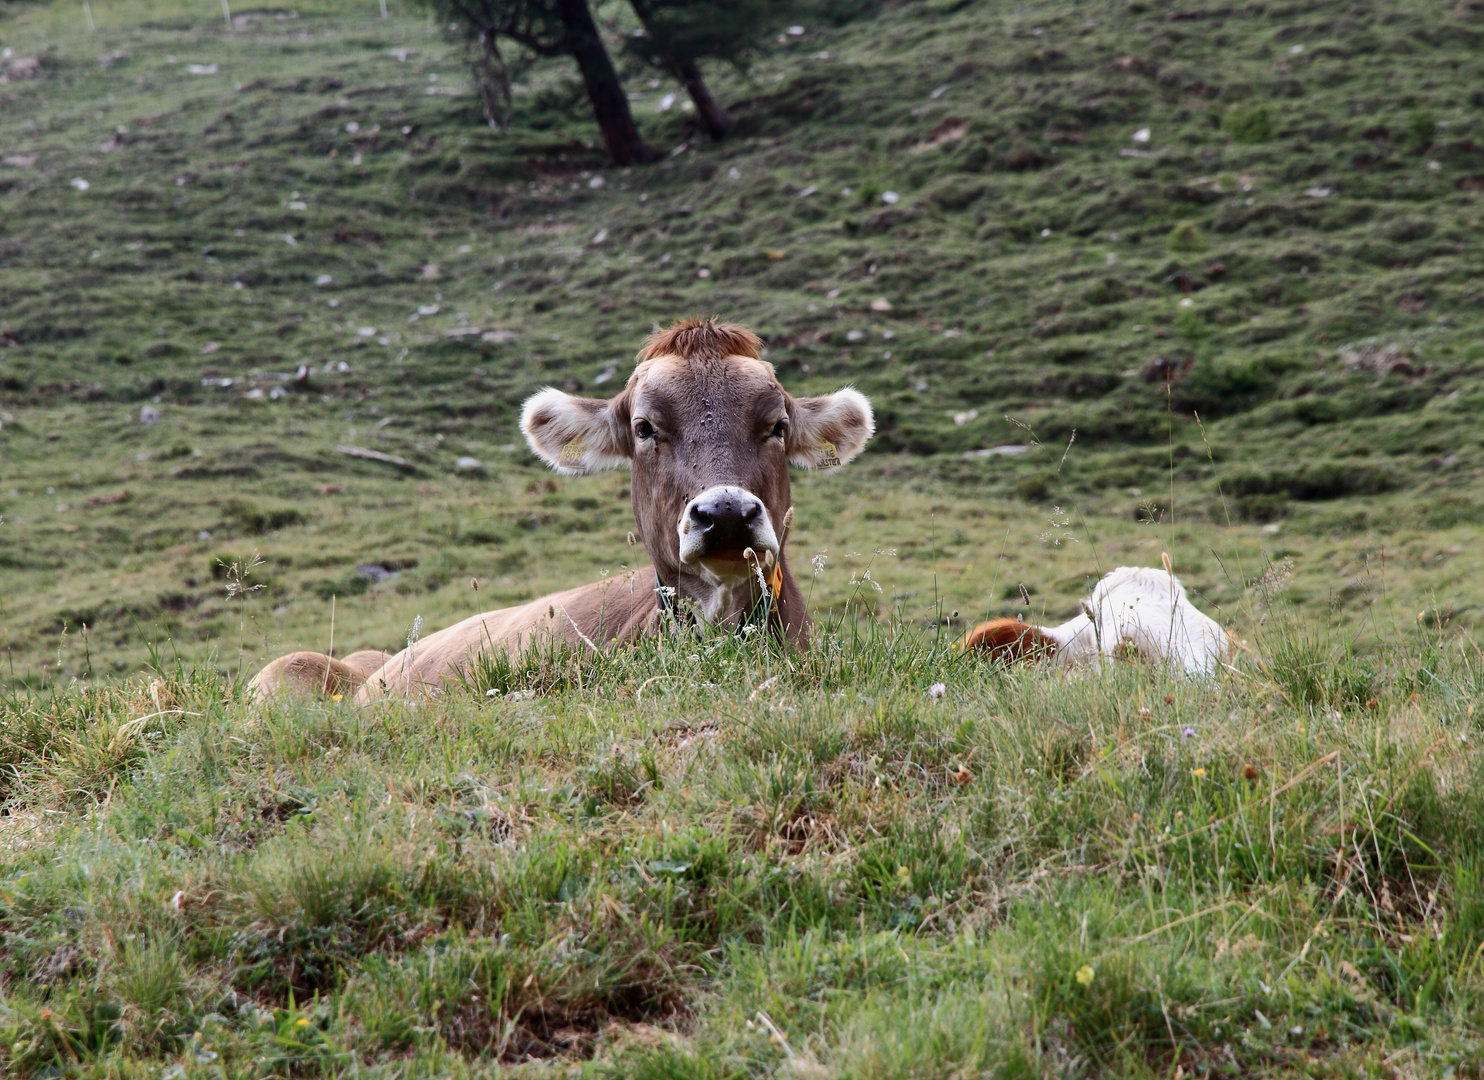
770,419,787,440
634,419,656,441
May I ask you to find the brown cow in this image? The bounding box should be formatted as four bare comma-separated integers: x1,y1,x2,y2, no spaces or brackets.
248,318,874,701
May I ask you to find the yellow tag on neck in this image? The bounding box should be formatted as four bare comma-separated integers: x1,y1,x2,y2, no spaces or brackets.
817,439,841,468
558,438,586,467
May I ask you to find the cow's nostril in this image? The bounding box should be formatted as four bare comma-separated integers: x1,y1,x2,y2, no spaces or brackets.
689,504,714,529
742,503,761,523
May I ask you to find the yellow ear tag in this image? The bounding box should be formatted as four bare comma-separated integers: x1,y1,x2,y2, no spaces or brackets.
558,438,586,468
817,439,841,469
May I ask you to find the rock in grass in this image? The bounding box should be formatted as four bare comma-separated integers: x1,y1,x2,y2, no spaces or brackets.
335,445,416,471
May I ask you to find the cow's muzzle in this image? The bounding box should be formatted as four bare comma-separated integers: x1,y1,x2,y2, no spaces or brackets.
678,485,779,568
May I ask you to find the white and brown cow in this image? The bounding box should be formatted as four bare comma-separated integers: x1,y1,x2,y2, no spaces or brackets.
961,563,1236,677
248,318,875,701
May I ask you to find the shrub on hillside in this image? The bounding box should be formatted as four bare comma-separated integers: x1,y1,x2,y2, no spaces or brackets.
1223,105,1275,143
1226,462,1398,501
1169,355,1294,417
1166,220,1207,252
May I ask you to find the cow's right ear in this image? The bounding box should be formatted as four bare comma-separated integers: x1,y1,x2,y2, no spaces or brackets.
786,387,875,469
521,388,631,474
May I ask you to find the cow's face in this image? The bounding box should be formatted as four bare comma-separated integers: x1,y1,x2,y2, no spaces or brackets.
521,320,873,600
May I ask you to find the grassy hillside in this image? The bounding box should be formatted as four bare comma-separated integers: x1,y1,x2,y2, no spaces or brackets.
4,3,1484,1075
1,0,1483,684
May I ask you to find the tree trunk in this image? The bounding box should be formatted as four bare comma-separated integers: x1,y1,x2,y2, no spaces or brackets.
552,0,655,165
674,56,734,139
472,26,513,130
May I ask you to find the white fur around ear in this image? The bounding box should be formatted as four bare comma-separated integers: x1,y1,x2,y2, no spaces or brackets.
520,388,628,475
788,387,875,469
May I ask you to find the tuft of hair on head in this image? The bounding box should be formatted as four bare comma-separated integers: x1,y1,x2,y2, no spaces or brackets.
639,316,762,362
959,618,1058,664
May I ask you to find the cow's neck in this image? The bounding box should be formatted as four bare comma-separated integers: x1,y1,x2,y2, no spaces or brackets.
653,559,777,629
682,563,762,626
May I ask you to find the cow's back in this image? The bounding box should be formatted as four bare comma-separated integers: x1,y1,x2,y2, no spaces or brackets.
356,570,660,699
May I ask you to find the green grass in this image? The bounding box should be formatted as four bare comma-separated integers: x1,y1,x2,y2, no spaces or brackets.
3,0,1484,1072
2,617,1483,1076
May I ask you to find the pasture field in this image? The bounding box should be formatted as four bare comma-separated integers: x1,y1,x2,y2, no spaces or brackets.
3,0,1484,1073
1,0,1483,681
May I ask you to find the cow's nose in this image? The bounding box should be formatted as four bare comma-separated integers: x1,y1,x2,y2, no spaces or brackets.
677,486,778,566
688,490,762,553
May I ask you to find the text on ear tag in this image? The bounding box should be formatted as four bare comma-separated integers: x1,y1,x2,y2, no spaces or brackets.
817,439,841,468
559,438,586,467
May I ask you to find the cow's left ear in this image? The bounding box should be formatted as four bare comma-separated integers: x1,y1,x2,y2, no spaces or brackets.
787,387,875,469
521,388,631,474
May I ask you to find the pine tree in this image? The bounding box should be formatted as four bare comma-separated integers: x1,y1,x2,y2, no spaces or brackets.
427,0,656,164
624,0,800,139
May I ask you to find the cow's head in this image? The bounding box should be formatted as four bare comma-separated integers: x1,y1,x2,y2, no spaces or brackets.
520,318,873,624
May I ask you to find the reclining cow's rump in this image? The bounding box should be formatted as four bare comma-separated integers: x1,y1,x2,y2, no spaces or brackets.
961,564,1234,676
248,318,875,701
